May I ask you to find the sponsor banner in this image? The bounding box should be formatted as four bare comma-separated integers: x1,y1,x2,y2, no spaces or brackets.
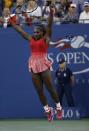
62,107,80,120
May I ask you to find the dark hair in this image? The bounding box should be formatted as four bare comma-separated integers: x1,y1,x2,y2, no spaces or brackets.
34,24,46,36
46,1,51,6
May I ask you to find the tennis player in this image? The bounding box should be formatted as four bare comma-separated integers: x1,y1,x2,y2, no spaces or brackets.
9,5,62,122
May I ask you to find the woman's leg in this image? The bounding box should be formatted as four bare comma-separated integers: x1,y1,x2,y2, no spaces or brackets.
41,69,60,103
31,71,54,121
41,69,62,119
31,71,47,106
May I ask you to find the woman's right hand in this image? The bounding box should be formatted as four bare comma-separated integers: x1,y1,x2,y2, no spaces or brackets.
9,14,17,25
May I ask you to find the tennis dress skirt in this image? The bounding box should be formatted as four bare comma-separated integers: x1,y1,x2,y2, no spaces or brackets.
28,53,52,73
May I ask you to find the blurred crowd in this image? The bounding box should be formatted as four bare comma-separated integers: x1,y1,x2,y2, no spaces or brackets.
0,0,89,28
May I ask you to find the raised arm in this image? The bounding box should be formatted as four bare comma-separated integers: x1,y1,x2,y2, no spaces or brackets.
45,5,55,44
9,15,31,41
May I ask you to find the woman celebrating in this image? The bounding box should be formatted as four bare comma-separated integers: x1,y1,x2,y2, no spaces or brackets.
9,5,62,122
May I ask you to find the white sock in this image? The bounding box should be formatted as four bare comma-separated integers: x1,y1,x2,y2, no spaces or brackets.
56,103,62,110
43,105,50,112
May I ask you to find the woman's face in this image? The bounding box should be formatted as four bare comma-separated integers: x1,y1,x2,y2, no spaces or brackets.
3,8,10,17
33,27,43,40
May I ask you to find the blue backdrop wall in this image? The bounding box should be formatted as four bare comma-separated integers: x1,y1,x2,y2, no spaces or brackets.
0,24,89,119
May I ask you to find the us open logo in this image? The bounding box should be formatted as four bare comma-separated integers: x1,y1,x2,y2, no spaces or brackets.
48,35,89,75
